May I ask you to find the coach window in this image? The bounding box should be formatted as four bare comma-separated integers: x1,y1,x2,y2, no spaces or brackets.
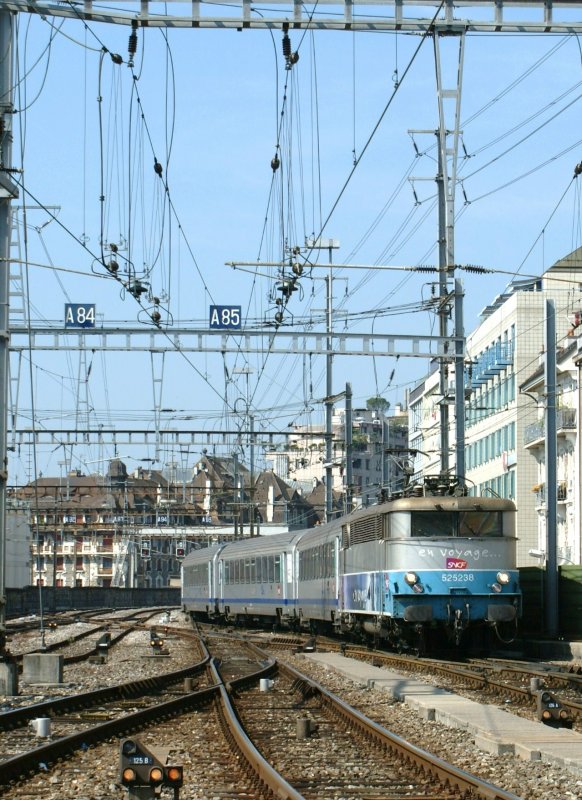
244,558,251,583
250,558,256,583
234,560,240,584
224,561,230,585
274,555,281,582
262,556,268,582
256,557,262,583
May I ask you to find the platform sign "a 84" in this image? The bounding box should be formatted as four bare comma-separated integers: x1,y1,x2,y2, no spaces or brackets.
209,305,241,330
65,304,96,328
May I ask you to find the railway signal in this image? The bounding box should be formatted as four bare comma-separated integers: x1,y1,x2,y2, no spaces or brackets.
149,628,166,655
536,690,572,728
119,737,183,798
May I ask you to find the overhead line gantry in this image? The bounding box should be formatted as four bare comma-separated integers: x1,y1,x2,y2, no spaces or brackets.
4,0,582,33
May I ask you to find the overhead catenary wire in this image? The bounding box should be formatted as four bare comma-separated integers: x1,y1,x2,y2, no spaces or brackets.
10,9,582,484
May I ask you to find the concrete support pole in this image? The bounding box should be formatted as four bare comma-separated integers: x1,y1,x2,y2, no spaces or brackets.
0,9,18,693
454,279,466,482
345,383,353,513
325,269,333,521
544,299,558,638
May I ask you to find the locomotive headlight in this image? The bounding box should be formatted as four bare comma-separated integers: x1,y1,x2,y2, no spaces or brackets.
496,571,510,585
404,572,419,586
491,582,502,593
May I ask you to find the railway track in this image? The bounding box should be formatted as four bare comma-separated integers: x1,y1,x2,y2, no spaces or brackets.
0,629,522,800
261,632,582,728
233,658,520,800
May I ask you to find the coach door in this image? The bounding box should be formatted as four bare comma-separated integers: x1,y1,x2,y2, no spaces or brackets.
217,558,223,609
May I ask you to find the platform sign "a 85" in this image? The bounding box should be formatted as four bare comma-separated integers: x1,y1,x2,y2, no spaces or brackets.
65,304,96,328
209,305,241,330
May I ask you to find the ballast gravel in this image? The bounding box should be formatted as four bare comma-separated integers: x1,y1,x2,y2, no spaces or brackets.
3,615,582,799
278,650,582,800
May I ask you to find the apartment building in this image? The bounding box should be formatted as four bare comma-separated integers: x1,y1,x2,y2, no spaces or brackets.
15,454,330,587
520,336,581,565
265,404,409,509
409,246,582,565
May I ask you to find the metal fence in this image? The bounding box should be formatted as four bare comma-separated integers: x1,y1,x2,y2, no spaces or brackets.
5,586,180,618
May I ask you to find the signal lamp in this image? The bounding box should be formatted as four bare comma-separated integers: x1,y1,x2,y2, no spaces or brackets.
121,767,137,784
404,572,418,586
412,583,424,594
122,739,138,756
496,571,510,585
166,766,184,785
149,767,164,784
491,583,502,593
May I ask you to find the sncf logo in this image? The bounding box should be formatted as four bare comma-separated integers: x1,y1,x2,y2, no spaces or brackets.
446,558,468,570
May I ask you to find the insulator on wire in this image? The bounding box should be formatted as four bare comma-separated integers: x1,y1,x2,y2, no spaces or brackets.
271,154,280,172
154,159,163,176
128,20,138,66
282,33,291,61
274,311,284,325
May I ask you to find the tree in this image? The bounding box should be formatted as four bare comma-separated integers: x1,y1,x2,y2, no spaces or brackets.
366,396,390,414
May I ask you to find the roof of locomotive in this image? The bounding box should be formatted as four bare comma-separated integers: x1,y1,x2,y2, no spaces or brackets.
348,494,516,520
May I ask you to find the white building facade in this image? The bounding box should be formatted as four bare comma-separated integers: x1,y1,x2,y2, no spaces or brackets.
409,247,582,566
521,338,581,566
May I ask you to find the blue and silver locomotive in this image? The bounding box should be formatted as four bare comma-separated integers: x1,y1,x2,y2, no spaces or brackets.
182,477,521,652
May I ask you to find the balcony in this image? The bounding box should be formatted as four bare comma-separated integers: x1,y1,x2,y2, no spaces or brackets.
524,408,577,446
465,341,514,390
533,482,569,506
98,567,113,577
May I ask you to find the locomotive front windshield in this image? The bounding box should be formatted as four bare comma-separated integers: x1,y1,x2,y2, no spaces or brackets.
410,510,503,538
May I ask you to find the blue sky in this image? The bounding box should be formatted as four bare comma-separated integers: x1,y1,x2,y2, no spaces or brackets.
7,3,582,484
